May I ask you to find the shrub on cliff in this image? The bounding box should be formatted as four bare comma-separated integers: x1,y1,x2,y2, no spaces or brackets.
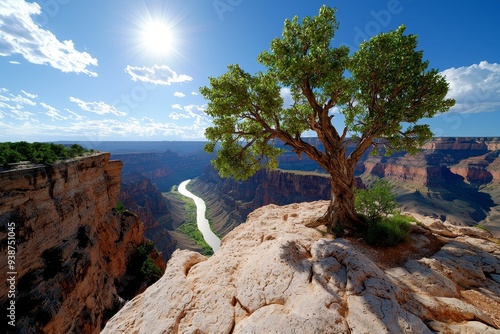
363,214,413,247
354,180,412,246
355,179,397,222
118,240,164,299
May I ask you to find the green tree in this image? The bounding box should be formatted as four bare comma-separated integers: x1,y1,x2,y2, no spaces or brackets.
200,6,454,232
355,179,398,223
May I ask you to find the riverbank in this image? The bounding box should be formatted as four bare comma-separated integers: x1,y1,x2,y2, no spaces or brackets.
178,180,221,253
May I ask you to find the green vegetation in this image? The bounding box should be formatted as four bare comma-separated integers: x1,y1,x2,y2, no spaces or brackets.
363,213,414,247
474,223,489,232
136,240,163,281
119,240,163,300
0,141,92,166
200,5,454,233
355,180,413,247
169,187,214,256
177,200,214,256
140,257,163,280
355,179,398,222
114,201,127,213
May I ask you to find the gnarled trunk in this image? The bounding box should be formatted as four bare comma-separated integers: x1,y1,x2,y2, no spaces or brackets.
307,161,364,233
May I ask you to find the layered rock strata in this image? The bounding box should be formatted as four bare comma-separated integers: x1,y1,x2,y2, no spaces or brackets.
0,153,154,333
119,172,177,260
190,166,365,236
103,201,500,333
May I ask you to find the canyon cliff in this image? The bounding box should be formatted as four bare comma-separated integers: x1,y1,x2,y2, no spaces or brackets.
190,137,499,238
119,172,177,261
190,167,363,236
102,201,500,333
0,153,164,333
112,150,212,192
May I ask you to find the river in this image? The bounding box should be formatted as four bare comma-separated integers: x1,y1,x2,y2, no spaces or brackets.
178,180,221,252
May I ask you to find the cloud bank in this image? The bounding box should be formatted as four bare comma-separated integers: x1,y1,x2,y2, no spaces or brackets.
0,0,98,76
441,61,500,114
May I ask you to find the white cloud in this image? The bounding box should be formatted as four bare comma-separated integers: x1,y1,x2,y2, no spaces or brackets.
0,114,210,141
125,64,192,85
441,61,500,114
21,90,37,99
280,87,293,108
64,108,86,121
191,91,198,96
69,97,126,116
0,89,37,113
174,91,186,98
9,60,20,64
40,102,67,121
167,103,210,138
168,103,206,119
169,112,191,120
8,109,36,121
0,0,98,76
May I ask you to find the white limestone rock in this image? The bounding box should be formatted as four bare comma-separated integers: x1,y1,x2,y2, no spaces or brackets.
102,201,500,333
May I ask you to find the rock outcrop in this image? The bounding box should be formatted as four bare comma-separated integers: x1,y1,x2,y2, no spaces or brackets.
0,153,160,333
103,201,500,333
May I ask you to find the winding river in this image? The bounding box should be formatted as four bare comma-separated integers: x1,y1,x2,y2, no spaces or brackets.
178,180,221,252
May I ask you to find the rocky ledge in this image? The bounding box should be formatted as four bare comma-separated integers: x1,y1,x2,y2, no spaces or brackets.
0,153,163,333
103,201,500,333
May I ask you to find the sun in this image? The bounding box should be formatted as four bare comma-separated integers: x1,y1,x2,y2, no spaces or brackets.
140,20,176,55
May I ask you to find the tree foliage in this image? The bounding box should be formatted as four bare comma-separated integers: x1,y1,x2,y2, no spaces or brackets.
200,6,454,230
0,141,91,166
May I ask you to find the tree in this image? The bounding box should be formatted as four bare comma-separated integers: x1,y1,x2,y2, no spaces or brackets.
200,6,454,233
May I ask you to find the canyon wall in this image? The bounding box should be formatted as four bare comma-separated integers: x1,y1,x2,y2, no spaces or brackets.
190,137,499,237
0,153,158,333
112,150,212,192
190,166,364,236
119,172,177,261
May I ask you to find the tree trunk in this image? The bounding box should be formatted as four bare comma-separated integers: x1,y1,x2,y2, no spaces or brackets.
306,163,364,233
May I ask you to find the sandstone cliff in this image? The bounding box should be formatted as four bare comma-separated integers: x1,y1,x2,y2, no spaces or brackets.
103,201,500,333
0,153,160,333
190,167,364,236
119,172,177,261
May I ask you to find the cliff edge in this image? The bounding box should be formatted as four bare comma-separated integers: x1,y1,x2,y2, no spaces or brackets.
0,153,156,333
103,201,500,333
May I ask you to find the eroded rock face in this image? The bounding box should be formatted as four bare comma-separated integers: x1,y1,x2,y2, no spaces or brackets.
119,172,177,261
0,154,150,333
103,201,500,333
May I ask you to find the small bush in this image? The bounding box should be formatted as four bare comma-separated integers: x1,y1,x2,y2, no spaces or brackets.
140,258,163,282
363,213,412,247
355,179,397,222
115,201,127,213
137,240,155,258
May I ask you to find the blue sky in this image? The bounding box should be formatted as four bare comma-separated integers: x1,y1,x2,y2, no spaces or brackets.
1,0,499,143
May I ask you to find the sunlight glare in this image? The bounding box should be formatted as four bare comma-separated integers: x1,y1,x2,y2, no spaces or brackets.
141,20,175,55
